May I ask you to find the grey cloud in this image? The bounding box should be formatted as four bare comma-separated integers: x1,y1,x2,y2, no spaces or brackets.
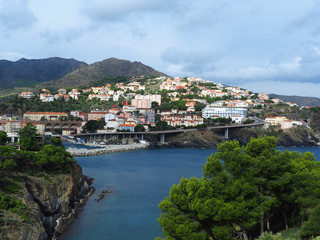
204,45,320,85
285,1,320,35
131,28,147,40
81,0,192,22
161,47,222,75
0,0,36,31
40,27,90,44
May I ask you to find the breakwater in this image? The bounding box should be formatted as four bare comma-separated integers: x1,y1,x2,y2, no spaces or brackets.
66,143,149,156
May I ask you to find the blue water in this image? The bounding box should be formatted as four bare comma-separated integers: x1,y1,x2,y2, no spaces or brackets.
60,146,320,240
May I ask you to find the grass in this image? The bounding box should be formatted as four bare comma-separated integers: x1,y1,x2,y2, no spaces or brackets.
281,228,301,239
0,87,35,100
15,79,39,88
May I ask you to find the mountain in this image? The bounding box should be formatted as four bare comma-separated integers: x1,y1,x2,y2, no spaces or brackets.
269,93,320,107
0,57,87,89
41,57,168,89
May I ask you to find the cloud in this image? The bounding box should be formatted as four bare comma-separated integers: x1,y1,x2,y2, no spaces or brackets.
285,1,320,35
161,47,223,76
239,81,320,98
81,0,191,22
207,57,302,82
40,27,87,44
160,44,320,86
0,0,36,31
0,51,28,61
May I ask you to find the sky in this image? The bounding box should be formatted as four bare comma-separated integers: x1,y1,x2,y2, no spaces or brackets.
1,0,320,97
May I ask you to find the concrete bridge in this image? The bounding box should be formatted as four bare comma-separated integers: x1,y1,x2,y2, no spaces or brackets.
73,118,264,144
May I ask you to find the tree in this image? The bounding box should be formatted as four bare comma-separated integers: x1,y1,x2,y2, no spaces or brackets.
155,121,169,131
194,102,206,112
157,137,320,240
51,137,63,146
0,132,10,145
19,123,38,151
134,124,145,132
151,101,159,108
83,120,105,133
301,204,320,238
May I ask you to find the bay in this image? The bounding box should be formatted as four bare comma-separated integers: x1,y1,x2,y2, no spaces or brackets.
60,146,320,240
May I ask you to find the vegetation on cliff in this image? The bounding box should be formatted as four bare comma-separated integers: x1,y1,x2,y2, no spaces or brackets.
0,127,81,239
156,137,320,240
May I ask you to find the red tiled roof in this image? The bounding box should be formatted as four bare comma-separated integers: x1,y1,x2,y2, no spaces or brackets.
24,112,67,115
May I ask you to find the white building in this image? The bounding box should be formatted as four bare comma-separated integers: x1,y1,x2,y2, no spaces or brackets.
105,113,117,122
202,106,247,119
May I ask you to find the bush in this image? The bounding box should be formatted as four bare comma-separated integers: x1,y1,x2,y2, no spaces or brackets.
256,232,292,240
301,204,320,238
0,193,29,220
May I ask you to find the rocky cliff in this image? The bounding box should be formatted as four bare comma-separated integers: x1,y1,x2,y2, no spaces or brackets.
0,164,94,240
166,130,224,148
165,127,320,148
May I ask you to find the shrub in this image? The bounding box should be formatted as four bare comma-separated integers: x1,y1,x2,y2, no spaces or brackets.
301,204,320,238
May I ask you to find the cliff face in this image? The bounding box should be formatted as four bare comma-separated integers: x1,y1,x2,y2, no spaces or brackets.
0,164,94,240
277,127,320,147
166,130,223,148
165,127,320,148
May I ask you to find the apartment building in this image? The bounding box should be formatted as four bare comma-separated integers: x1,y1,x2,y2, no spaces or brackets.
202,106,247,119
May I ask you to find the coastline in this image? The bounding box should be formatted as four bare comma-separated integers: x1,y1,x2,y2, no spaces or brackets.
66,142,150,156
53,184,95,239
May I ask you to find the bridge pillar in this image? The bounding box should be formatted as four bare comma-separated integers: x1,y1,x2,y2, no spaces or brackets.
160,133,165,144
224,128,229,139
141,134,144,141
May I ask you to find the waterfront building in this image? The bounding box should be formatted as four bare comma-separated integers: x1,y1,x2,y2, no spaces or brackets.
264,116,308,129
118,124,135,132
202,106,247,119
161,114,204,127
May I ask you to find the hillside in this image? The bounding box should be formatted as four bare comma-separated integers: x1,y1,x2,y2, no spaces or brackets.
0,57,87,89
40,57,168,89
269,93,320,107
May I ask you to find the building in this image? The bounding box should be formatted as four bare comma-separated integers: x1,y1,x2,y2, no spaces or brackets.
88,111,109,121
161,114,204,127
105,113,117,122
58,88,67,94
18,91,34,99
131,94,161,108
264,116,308,129
23,112,68,121
122,105,136,112
40,94,54,102
137,108,156,123
202,106,247,119
118,124,135,132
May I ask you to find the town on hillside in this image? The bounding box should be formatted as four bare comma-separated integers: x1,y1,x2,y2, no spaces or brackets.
0,76,310,144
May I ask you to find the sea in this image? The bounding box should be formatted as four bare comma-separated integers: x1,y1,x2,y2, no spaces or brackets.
60,146,320,240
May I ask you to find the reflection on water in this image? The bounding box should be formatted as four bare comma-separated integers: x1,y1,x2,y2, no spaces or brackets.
60,146,320,240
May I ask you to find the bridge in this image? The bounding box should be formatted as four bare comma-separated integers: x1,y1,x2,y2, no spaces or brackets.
73,118,264,144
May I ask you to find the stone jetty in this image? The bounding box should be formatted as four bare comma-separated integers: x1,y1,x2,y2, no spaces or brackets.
66,143,149,156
